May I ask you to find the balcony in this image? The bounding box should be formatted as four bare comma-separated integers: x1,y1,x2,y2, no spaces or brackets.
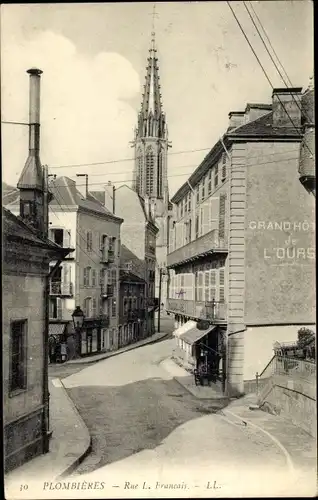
50,281,73,296
167,229,228,268
166,298,227,323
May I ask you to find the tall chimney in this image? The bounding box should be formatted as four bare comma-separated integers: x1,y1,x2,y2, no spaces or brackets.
103,181,115,213
17,68,45,234
272,87,302,129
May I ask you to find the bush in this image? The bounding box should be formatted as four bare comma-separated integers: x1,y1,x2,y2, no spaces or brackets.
297,327,315,349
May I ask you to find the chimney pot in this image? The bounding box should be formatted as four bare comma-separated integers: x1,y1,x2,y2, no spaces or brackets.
228,111,245,130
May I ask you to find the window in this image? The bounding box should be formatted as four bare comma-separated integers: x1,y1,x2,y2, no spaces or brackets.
100,234,108,261
188,192,192,213
195,214,199,239
219,268,225,302
196,186,200,204
195,272,204,301
10,320,27,393
86,231,93,252
219,194,227,240
84,297,92,317
208,169,212,195
92,269,97,287
137,148,143,194
157,151,163,198
92,297,97,317
214,165,219,188
222,153,227,181
83,267,91,287
146,146,154,195
180,200,184,218
201,179,205,200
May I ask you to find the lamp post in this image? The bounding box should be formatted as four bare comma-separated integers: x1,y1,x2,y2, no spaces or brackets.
72,306,85,357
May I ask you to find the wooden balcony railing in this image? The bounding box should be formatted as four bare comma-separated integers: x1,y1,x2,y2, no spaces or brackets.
167,229,228,268
166,298,227,322
50,281,73,296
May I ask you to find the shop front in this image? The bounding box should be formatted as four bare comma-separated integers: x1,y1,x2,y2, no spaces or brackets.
49,322,69,363
79,316,109,358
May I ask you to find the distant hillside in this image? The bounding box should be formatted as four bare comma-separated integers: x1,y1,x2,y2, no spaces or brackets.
2,182,16,193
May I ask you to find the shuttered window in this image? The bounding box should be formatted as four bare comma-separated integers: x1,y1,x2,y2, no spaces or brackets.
92,297,97,317
214,164,219,188
10,320,27,392
209,269,216,301
92,269,97,287
219,268,225,302
204,271,210,301
208,169,212,195
222,153,227,181
219,194,227,240
196,271,204,301
86,231,93,252
63,230,71,248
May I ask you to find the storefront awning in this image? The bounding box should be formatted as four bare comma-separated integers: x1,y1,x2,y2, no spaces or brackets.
179,325,217,346
49,323,67,336
173,320,197,338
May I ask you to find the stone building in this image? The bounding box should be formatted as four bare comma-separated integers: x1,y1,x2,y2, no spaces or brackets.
94,184,158,336
3,68,72,471
118,245,146,346
131,33,171,307
167,87,316,395
5,175,124,359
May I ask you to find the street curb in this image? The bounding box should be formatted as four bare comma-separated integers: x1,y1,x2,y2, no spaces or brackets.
222,408,295,474
172,375,230,401
55,378,93,479
66,332,170,366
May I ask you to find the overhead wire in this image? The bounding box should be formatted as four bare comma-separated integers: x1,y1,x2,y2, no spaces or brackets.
243,1,312,125
226,1,314,158
47,155,301,189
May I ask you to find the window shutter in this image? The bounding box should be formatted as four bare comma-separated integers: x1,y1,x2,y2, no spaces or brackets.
209,197,219,232
202,201,210,236
63,230,71,248
197,271,204,301
83,267,87,287
219,194,227,241
219,268,225,302
49,229,54,241
204,270,210,301
57,298,62,319
209,269,216,301
92,269,96,287
92,297,97,317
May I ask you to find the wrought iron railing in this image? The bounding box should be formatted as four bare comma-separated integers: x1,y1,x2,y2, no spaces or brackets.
256,355,316,399
166,298,227,321
50,281,73,296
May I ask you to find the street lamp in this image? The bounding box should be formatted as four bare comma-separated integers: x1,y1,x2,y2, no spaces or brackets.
72,306,85,330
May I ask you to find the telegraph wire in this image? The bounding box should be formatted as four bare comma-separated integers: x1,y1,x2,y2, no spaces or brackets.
243,1,311,124
47,155,300,189
227,1,314,157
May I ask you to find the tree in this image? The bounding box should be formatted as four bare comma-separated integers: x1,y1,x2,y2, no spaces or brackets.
297,327,315,349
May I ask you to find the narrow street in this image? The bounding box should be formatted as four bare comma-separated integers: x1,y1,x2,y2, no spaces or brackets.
51,320,292,495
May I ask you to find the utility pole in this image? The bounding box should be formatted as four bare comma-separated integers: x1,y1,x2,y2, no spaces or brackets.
157,267,162,333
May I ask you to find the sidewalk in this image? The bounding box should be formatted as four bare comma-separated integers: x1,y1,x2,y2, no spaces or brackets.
5,378,91,494
224,393,317,477
160,357,228,400
161,357,317,486
66,331,169,365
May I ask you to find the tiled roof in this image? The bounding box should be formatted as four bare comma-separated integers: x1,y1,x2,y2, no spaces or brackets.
3,206,69,254
227,111,302,138
90,191,106,205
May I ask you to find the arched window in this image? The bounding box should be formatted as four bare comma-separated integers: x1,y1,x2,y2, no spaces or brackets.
157,150,163,198
146,146,154,196
136,148,143,194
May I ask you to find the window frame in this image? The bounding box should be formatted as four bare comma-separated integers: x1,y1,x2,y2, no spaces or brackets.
9,319,28,395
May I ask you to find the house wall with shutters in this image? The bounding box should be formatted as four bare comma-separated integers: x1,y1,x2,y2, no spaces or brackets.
49,210,77,259
77,208,122,340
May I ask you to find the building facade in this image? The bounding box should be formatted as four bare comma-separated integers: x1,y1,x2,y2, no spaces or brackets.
131,34,170,307
5,175,124,359
97,184,158,336
299,77,315,196
118,269,146,347
167,88,316,395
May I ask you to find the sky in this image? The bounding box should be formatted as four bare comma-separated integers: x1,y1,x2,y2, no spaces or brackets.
1,1,314,197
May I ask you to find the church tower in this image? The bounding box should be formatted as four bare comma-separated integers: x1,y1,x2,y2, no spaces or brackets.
132,28,170,306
